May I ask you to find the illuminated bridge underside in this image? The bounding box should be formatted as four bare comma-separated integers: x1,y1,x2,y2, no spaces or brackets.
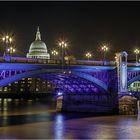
0,69,61,87
128,71,140,86
72,72,108,91
0,69,108,94
38,73,107,94
128,75,140,86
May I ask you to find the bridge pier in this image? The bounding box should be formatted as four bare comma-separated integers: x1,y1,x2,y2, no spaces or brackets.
56,93,138,115
56,95,63,112
116,51,138,115
56,93,118,115
119,95,138,115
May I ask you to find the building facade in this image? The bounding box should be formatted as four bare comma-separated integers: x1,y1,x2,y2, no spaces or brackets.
0,78,53,93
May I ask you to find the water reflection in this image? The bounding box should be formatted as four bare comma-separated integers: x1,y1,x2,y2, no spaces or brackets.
1,98,140,139
53,114,64,140
0,98,53,115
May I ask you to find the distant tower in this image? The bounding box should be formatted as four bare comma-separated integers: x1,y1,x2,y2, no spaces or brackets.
26,26,50,59
115,51,128,94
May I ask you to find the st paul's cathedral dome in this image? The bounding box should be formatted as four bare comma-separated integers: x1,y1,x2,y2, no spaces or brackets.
26,27,50,59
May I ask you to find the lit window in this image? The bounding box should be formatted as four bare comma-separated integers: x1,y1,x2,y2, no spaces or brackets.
20,88,24,91
28,78,32,80
4,87,7,91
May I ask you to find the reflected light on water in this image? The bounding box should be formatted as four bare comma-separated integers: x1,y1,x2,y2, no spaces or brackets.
1,98,140,139
53,114,64,140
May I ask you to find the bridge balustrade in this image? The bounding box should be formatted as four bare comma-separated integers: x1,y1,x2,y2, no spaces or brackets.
0,56,139,67
0,56,62,64
65,60,116,66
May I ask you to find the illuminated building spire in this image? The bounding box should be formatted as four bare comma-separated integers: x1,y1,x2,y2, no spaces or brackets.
35,26,41,40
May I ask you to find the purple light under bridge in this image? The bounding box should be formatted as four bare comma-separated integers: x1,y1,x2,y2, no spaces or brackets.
38,73,108,94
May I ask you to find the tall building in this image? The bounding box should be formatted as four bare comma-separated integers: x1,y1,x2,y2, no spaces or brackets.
26,27,50,59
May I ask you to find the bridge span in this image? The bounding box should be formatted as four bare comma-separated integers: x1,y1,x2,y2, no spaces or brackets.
0,54,139,115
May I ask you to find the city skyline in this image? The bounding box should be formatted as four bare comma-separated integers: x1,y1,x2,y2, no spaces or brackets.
0,2,140,60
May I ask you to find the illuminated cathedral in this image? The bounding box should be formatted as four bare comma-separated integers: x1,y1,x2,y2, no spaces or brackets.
26,27,50,59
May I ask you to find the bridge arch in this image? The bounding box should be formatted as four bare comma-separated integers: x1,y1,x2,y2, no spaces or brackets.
0,69,108,93
128,75,140,86
0,69,60,88
72,71,108,91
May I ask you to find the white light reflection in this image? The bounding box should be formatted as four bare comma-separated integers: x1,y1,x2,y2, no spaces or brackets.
54,114,64,140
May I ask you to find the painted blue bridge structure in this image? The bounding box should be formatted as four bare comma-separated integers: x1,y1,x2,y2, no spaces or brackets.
0,58,138,93
0,54,139,114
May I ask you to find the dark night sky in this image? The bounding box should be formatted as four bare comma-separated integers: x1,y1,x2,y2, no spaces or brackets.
0,1,140,60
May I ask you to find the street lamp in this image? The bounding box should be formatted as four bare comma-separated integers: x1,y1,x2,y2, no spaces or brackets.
85,52,92,61
51,50,58,60
134,48,140,64
7,47,16,56
59,41,67,68
2,35,13,56
101,45,109,62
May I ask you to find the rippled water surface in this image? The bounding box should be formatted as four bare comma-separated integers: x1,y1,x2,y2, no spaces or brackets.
0,98,140,139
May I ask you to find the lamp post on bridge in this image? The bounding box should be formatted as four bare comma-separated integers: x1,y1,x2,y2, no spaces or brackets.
51,50,58,63
7,47,16,57
85,52,92,61
51,50,58,59
134,48,139,65
2,35,13,57
101,45,109,65
59,41,67,70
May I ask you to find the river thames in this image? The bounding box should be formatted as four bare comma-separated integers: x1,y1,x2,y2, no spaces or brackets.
0,98,140,139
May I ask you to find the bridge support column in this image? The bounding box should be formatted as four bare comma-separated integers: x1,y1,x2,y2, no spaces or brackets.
60,93,118,114
56,95,63,112
116,51,138,115
116,51,128,94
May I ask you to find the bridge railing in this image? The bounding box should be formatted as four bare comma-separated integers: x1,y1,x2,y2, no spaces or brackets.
0,56,138,66
127,62,140,67
0,56,117,66
0,56,61,64
68,60,116,66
